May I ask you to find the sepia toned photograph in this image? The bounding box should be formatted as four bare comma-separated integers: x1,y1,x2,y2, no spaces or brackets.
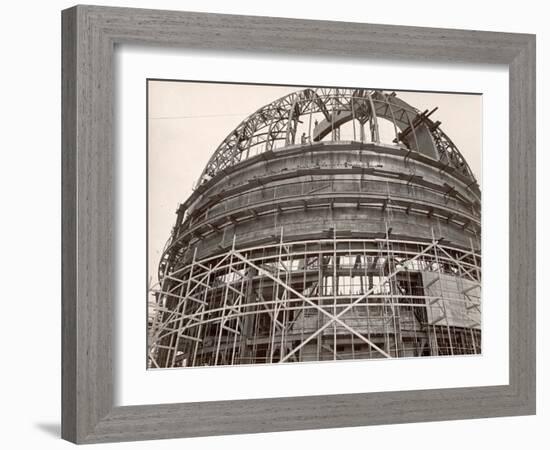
147,80,482,369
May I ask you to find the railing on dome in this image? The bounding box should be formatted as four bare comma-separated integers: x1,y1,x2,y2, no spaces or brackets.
198,88,476,185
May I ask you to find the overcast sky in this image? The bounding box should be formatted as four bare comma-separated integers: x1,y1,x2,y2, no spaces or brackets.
148,81,482,286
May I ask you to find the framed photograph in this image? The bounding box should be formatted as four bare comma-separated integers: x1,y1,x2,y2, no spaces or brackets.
62,5,536,444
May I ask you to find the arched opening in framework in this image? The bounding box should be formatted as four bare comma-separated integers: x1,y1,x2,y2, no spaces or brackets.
199,88,475,184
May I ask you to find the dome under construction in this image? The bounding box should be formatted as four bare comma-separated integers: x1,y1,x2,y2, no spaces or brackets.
148,88,481,368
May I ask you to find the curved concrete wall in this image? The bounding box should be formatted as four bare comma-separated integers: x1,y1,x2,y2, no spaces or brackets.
161,142,481,271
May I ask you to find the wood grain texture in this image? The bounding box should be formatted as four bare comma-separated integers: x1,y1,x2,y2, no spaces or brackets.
61,4,536,444
61,7,77,443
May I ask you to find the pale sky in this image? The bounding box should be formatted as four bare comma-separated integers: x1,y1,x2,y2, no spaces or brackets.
147,81,482,287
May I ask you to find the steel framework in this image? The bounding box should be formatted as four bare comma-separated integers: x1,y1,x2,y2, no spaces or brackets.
199,88,475,183
148,88,481,368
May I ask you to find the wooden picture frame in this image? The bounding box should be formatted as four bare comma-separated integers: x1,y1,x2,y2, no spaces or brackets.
61,5,536,444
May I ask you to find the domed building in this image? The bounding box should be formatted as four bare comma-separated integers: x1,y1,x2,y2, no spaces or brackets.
148,88,481,368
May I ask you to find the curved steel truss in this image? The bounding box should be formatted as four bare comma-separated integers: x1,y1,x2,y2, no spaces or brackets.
149,235,481,368
199,88,476,184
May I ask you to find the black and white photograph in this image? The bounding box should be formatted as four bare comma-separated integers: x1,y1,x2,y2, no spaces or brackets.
147,81,482,368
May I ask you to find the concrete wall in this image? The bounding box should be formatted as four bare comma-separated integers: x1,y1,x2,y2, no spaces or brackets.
167,142,481,264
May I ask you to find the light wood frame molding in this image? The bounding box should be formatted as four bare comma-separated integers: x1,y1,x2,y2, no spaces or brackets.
62,5,536,443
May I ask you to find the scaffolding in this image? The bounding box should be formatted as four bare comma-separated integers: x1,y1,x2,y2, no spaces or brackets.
149,233,481,368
